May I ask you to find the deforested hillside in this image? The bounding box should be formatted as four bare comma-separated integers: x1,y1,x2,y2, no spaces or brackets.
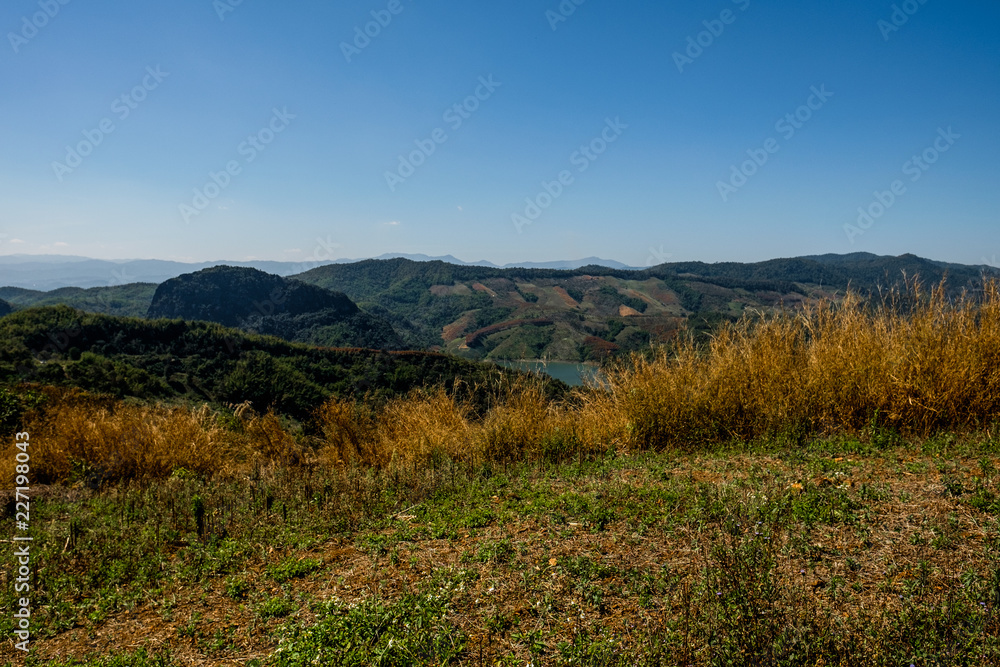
292,253,999,361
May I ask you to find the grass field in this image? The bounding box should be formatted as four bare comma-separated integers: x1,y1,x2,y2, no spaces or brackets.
2,280,999,665
2,436,999,665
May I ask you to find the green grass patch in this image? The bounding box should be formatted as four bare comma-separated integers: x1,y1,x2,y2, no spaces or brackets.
271,594,465,666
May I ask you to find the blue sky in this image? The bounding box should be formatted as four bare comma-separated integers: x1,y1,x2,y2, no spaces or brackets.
1,0,997,267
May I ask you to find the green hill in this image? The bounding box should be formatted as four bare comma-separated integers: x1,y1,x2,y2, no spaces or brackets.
0,283,156,318
146,266,403,350
0,306,548,421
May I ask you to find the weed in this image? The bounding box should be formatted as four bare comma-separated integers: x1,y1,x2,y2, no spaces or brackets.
267,557,322,584
255,595,296,620
272,594,465,666
224,576,250,600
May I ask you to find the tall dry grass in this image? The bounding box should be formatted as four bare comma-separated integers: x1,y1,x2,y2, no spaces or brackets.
316,389,469,467
588,279,1000,449
315,381,589,468
22,402,233,484
14,395,305,484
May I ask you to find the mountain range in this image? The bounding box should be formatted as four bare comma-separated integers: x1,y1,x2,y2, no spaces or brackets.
2,252,997,364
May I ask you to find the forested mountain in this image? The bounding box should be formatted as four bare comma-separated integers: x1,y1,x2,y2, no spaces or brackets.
0,299,12,317
656,253,990,288
0,306,542,420
146,266,403,350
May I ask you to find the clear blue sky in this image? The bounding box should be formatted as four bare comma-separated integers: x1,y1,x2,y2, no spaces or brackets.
1,0,997,267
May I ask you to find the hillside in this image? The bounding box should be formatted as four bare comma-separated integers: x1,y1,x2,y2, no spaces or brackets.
146,266,403,350
0,306,550,421
0,283,156,318
0,298,11,317
293,253,998,362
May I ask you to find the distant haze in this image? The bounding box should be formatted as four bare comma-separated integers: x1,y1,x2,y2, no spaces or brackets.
0,252,995,292
0,253,637,290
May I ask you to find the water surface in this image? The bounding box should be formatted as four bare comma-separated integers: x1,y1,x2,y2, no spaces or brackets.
495,360,602,387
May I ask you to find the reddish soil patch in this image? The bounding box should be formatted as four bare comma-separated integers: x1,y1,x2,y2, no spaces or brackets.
619,304,642,317
552,286,578,307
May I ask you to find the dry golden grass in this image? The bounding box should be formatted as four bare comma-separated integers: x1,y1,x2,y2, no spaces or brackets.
316,388,471,467
315,381,590,468
592,279,1000,450
12,393,305,484
21,400,234,483
228,402,307,468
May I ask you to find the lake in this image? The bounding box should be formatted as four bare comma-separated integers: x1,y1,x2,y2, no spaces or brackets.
495,360,603,387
